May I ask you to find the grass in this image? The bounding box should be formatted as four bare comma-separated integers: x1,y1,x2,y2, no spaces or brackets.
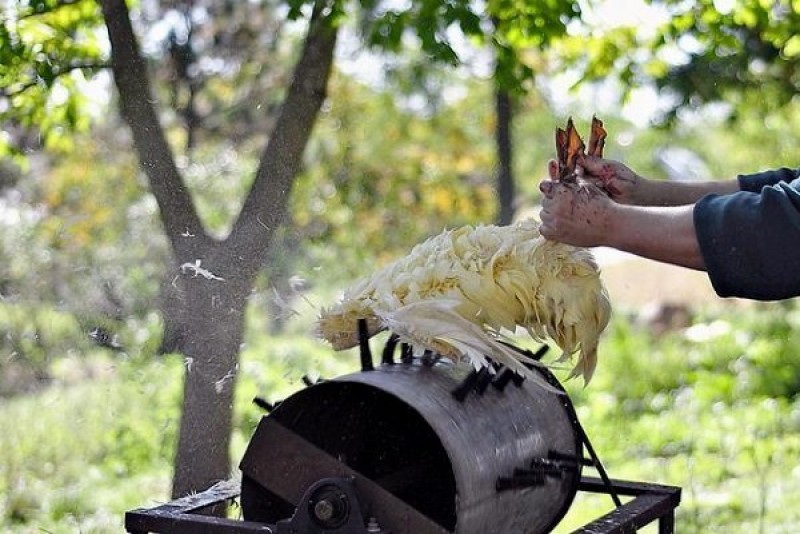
553,302,800,532
2,301,800,532
0,357,179,533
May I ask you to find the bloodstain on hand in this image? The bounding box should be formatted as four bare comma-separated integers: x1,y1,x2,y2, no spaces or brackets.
577,154,638,202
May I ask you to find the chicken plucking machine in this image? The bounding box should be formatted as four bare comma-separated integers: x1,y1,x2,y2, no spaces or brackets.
125,327,681,533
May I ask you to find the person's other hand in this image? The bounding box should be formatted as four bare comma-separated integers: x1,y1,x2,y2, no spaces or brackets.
548,156,644,205
539,179,616,247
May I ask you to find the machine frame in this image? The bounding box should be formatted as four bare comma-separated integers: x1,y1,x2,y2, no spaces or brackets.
124,474,681,534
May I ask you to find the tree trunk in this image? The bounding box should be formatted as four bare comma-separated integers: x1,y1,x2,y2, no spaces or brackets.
495,87,515,225
100,0,338,499
167,263,252,498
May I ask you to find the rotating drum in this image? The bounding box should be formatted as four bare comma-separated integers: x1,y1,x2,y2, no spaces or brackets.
240,357,582,533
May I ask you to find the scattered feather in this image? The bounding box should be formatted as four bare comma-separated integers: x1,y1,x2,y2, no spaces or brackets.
180,260,225,281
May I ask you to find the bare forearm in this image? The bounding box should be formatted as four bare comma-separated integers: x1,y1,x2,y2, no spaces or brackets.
635,179,740,207
604,204,706,270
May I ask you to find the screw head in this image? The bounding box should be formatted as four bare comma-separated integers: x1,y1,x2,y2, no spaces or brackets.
307,484,350,528
313,499,335,521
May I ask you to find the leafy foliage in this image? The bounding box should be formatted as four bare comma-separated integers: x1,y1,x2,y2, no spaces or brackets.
137,0,306,152
292,74,497,278
353,0,581,95
1,0,583,160
557,0,800,125
0,299,355,532
0,0,106,156
648,0,800,122
0,302,83,395
0,132,168,328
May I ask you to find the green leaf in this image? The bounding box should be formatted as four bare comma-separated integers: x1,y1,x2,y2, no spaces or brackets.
783,34,800,57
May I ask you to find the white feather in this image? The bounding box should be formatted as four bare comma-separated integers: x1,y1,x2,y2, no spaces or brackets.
379,300,558,392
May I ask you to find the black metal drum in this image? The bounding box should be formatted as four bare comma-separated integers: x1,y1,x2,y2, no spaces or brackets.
240,355,582,534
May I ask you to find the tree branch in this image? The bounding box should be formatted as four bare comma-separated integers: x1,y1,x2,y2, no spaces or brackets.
99,0,209,257
227,0,339,271
0,62,110,98
17,0,84,20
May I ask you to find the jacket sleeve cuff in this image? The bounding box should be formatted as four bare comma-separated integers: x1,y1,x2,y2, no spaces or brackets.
738,167,800,192
694,185,800,300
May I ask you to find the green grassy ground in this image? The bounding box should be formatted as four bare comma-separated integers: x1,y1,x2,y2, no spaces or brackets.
2,303,800,532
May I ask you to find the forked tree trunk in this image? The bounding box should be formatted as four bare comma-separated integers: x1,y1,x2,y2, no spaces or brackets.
100,0,338,499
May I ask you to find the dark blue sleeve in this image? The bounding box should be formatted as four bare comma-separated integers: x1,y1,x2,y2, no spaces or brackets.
738,167,800,192
694,172,800,300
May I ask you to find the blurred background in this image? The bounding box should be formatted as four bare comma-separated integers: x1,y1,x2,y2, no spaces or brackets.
1,0,799,532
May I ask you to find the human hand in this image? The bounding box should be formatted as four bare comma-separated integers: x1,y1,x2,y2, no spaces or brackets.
548,156,644,205
538,179,616,247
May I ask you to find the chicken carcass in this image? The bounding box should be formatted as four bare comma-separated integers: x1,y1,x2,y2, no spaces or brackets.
317,219,611,385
